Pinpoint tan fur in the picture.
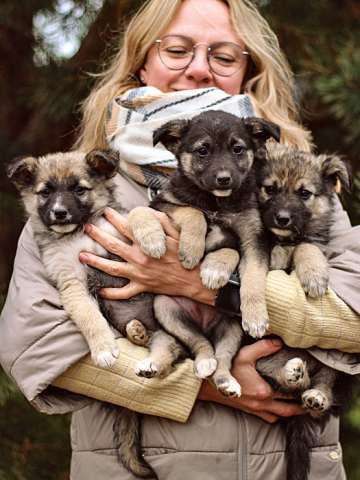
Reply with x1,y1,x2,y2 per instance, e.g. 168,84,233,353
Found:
293,243,329,298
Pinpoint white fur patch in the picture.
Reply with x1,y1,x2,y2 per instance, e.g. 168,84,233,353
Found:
271,227,292,237
212,189,232,197
284,357,305,385
50,224,78,233
135,358,159,378
218,377,242,398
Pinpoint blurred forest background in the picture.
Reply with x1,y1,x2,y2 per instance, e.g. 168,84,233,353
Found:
0,0,359,478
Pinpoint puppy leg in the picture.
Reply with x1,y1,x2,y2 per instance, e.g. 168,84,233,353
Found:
154,295,217,379
169,206,207,269
200,248,240,289
135,329,184,378
239,252,269,338
293,243,329,297
60,283,118,368
270,245,294,271
128,206,166,258
210,317,243,397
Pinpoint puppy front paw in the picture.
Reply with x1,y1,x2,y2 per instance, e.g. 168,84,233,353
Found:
280,357,310,390
200,249,239,289
128,207,166,259
241,301,269,338
178,237,205,270
91,338,119,368
296,264,329,298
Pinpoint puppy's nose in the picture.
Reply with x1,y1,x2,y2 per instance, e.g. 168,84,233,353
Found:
275,210,291,227
53,208,68,220
216,172,232,187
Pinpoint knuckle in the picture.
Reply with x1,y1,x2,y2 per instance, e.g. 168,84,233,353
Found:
255,385,272,400
108,263,120,276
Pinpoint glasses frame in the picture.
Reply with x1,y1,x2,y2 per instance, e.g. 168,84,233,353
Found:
155,35,250,77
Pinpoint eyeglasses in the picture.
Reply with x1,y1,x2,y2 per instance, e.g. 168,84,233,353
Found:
155,35,250,77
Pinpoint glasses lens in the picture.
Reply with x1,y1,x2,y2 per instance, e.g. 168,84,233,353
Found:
157,35,193,70
209,42,248,77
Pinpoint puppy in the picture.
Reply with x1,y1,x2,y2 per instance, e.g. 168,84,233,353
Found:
128,110,280,396
254,143,352,480
7,150,160,478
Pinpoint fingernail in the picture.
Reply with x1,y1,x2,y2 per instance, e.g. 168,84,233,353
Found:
270,338,282,347
79,253,88,263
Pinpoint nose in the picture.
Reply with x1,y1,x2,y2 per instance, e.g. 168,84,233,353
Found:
274,210,291,228
184,47,212,83
53,207,68,220
216,172,232,187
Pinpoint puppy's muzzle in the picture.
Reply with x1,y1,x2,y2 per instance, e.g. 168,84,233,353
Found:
274,209,292,228
216,172,232,188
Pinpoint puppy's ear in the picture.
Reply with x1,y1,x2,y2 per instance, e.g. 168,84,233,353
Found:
86,150,119,179
7,156,38,190
153,119,189,155
321,155,351,193
244,117,281,144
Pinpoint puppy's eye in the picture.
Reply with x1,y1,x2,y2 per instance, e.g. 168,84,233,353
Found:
298,188,312,200
233,145,245,155
38,188,51,198
196,146,209,157
264,185,277,196
74,185,88,196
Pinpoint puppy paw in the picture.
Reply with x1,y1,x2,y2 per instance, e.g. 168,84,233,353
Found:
92,340,119,368
215,376,242,398
126,319,150,346
281,358,310,390
241,304,269,339
302,388,330,416
128,207,166,259
200,250,238,289
296,264,329,298
194,358,217,379
178,238,205,270
135,358,159,378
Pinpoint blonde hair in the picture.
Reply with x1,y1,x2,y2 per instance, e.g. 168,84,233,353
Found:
76,0,312,152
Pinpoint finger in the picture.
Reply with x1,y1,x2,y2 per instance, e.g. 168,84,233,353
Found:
152,211,180,240
104,207,134,241
85,223,134,259
240,338,283,363
266,400,305,418
79,252,132,277
100,283,145,300
256,412,279,424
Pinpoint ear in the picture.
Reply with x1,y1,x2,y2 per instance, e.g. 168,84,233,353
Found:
321,155,351,193
7,156,38,190
153,119,190,155
244,117,281,144
86,150,119,179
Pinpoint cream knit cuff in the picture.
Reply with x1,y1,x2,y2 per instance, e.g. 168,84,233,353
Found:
53,338,201,423
266,270,360,352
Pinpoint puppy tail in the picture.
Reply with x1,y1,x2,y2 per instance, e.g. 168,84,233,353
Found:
113,408,156,478
284,416,318,480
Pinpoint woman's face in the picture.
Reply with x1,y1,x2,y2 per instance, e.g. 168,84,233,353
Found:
139,0,248,95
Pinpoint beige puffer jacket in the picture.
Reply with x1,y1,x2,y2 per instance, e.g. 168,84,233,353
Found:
1,172,359,479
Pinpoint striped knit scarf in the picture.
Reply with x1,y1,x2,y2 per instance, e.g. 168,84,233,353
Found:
106,87,254,192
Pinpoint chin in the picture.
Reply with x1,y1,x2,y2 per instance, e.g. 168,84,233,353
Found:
50,224,78,234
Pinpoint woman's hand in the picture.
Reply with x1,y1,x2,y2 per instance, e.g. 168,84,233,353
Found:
198,339,305,423
79,207,217,305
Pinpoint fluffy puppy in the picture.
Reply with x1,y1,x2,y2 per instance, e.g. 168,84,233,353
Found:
128,110,280,396
7,150,160,478
254,143,352,480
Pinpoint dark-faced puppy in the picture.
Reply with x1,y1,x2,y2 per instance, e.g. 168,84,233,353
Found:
256,143,351,296
253,143,352,480
128,111,280,395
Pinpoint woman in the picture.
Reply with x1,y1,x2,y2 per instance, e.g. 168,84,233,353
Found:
1,0,360,478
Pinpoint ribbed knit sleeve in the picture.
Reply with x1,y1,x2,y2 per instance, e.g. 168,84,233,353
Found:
266,270,360,352
53,338,201,423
